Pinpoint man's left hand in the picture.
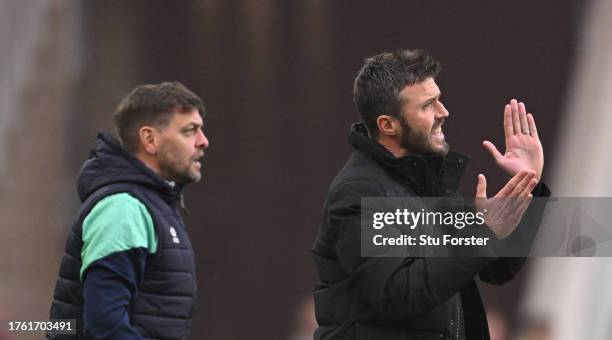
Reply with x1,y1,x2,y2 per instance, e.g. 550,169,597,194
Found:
482,99,544,181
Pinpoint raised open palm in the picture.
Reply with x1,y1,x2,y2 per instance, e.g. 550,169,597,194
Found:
482,99,544,181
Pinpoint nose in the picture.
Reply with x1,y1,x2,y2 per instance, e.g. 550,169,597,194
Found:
436,101,450,119
196,129,210,149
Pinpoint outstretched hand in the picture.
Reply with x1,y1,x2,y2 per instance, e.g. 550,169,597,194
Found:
475,171,538,239
482,99,544,181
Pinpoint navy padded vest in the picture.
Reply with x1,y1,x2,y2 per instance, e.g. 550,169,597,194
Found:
49,182,197,340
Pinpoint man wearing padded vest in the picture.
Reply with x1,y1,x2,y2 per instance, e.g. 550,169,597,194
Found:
312,50,551,339
48,82,209,339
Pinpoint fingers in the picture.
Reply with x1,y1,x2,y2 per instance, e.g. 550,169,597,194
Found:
524,176,538,195
511,99,521,135
485,169,537,239
527,113,539,139
509,98,531,135
482,140,504,164
488,172,535,238
503,104,513,138
509,172,537,198
518,101,529,134
498,171,527,197
476,174,487,198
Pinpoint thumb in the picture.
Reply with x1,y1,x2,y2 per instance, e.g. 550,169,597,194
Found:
482,140,504,164
476,174,487,199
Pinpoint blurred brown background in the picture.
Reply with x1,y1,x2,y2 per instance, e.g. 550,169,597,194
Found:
2,1,604,339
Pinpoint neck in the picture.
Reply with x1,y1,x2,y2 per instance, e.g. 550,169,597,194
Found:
135,151,163,177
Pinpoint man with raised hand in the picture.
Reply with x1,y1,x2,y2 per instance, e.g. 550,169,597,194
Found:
49,82,209,339
312,50,550,340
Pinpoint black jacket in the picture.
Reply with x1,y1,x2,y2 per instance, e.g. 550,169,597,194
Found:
312,123,550,340
49,132,197,339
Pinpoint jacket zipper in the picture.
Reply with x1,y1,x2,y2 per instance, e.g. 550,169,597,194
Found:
455,295,463,340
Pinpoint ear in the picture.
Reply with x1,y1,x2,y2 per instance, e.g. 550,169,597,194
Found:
138,126,160,155
376,115,399,137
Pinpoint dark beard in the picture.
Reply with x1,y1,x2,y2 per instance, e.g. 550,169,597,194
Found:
159,161,199,184
158,147,202,184
398,115,449,156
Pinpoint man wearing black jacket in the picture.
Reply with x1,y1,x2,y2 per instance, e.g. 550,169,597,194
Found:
312,50,550,339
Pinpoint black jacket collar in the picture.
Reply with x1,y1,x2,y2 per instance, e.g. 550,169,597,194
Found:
348,122,468,196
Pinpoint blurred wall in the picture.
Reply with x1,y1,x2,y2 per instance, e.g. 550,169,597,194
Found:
522,0,612,339
0,1,81,339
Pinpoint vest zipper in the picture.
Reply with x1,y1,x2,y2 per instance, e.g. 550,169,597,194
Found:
180,194,191,216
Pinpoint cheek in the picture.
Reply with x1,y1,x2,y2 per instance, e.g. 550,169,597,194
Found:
160,142,185,163
412,111,435,131
424,111,437,129
178,141,195,160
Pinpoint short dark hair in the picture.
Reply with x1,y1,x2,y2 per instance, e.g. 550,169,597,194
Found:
353,49,441,138
113,81,206,153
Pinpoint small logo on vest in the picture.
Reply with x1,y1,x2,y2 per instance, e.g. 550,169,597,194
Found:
169,226,180,244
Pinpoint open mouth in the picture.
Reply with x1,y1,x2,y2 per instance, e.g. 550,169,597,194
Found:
192,153,204,162
431,122,445,145
431,119,445,139
192,154,204,169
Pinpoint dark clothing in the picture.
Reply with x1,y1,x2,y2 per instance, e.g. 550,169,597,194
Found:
49,132,197,339
312,123,550,340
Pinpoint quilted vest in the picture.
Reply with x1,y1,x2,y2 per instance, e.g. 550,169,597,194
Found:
49,182,197,340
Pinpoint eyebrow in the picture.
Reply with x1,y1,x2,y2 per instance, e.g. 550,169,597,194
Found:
182,122,202,130
421,92,442,106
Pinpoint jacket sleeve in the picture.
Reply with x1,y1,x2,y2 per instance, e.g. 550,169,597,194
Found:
82,249,147,340
79,193,157,339
478,182,552,285
329,179,490,320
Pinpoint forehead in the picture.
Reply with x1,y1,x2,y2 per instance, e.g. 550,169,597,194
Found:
398,77,440,103
168,109,203,126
